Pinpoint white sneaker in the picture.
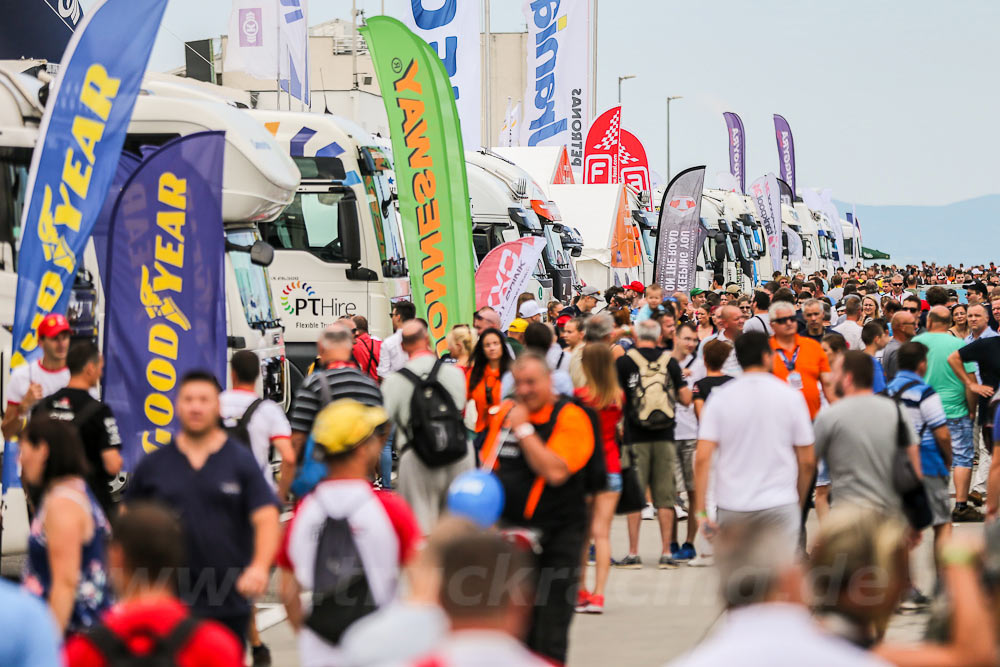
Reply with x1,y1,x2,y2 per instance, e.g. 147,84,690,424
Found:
674,504,688,520
641,503,656,520
686,554,714,567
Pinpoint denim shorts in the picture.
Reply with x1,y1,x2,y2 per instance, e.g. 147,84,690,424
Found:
948,416,974,468
606,472,622,493
816,458,831,487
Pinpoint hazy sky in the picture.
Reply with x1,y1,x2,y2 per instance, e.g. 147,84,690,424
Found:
94,0,1000,207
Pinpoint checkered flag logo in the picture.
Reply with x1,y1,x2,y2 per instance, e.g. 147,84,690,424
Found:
592,109,620,151
619,147,639,164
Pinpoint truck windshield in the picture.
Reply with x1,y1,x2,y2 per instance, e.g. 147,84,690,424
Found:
363,169,407,277
543,225,570,267
641,229,655,263
263,191,358,264
227,228,277,329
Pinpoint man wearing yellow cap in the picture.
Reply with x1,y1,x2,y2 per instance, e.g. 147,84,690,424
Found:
277,399,421,666
507,318,528,357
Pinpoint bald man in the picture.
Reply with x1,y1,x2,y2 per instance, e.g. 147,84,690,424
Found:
381,320,474,533
914,306,982,521
694,305,745,377
882,310,917,381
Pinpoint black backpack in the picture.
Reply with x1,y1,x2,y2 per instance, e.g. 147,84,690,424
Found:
224,398,264,449
398,359,468,467
305,496,378,643
82,617,200,667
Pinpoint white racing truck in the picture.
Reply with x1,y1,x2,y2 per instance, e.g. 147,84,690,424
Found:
0,65,300,553
467,150,575,303
0,64,298,406
245,110,409,382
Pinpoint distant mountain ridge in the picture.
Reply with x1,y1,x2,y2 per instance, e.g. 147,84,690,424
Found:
834,195,1000,265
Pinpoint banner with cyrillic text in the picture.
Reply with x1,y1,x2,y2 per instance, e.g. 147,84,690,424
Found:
654,166,706,293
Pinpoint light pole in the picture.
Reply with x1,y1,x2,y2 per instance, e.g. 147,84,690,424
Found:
666,95,682,182
617,74,636,105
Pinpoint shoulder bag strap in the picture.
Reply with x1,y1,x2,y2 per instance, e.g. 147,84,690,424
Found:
237,398,265,432
315,371,333,406
160,616,202,657
364,338,377,376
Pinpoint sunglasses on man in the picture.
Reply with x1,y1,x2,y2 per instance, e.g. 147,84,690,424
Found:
771,316,797,325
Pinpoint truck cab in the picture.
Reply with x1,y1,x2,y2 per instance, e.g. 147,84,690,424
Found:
466,150,573,303
840,219,860,270
465,161,554,306
246,111,409,378
793,202,823,276
698,194,739,288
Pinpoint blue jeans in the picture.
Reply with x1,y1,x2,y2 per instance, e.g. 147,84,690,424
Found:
380,429,394,489
947,416,974,469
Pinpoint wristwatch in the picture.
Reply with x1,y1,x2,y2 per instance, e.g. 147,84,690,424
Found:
514,423,536,440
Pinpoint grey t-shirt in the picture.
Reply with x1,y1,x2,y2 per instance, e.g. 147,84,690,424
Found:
381,354,468,449
814,394,918,514
881,338,902,381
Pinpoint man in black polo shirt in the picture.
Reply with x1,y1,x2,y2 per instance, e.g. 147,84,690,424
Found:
125,371,281,650
36,341,122,518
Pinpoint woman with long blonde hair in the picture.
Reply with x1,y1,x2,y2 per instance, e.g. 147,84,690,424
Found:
574,342,623,614
446,325,474,369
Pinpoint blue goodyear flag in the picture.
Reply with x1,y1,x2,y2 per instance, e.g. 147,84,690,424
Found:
11,0,168,370
103,132,227,471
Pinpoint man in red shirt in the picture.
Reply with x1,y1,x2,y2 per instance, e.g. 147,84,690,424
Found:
65,503,243,666
351,315,382,381
277,399,420,666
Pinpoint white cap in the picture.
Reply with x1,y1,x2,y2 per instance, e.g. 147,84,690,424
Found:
519,300,544,318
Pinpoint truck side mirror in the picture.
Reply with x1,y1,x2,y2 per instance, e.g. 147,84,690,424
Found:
340,200,362,267
249,240,274,267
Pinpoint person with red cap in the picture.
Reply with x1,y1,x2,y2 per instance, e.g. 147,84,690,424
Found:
622,280,646,318
2,313,71,440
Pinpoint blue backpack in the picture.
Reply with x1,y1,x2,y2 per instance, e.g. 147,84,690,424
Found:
291,373,334,498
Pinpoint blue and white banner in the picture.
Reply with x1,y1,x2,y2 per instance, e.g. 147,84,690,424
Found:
0,0,84,62
401,0,482,150
279,0,310,106
520,0,591,167
103,132,227,470
748,173,783,275
11,0,168,370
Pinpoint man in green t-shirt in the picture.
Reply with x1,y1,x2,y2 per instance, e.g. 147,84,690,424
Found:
913,306,981,522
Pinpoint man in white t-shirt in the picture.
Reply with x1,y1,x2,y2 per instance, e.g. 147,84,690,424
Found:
220,350,295,664
3,313,72,440
668,521,884,667
832,295,865,350
220,351,295,502
671,322,701,560
693,331,816,546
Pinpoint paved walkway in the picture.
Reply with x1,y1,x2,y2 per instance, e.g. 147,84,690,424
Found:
254,514,973,666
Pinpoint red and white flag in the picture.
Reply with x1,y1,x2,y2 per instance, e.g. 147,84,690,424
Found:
584,106,621,184
475,237,547,331
619,129,652,211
